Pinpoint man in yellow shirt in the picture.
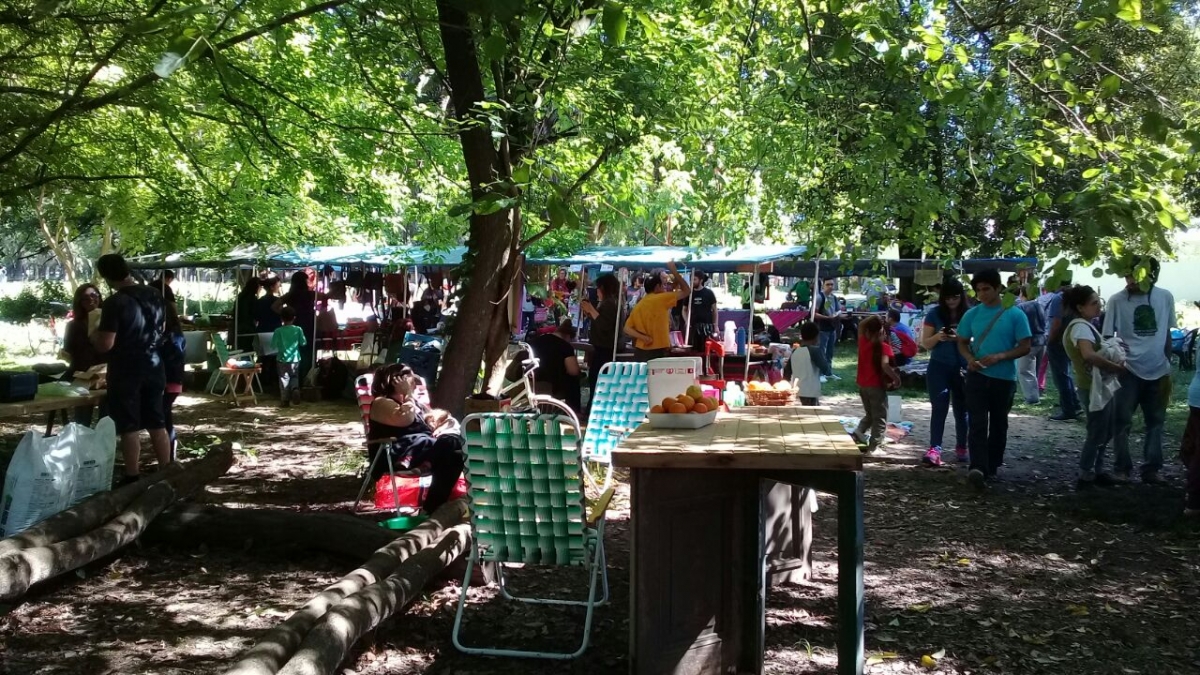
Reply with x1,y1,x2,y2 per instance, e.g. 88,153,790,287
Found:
624,261,692,361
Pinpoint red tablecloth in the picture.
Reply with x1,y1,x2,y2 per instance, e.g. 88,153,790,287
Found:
766,309,808,330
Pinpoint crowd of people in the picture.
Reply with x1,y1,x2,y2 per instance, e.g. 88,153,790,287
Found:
778,260,1197,516
53,253,1197,519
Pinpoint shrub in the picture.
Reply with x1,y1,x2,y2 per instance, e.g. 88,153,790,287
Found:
0,281,71,324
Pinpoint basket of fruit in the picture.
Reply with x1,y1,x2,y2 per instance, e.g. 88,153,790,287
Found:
648,385,720,429
744,381,795,406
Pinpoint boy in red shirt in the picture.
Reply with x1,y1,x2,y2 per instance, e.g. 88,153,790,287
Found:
852,315,901,453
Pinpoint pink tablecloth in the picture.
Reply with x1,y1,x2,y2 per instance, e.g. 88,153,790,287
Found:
766,310,808,330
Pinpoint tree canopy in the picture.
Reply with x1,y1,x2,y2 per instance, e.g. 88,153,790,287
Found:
2,0,1198,403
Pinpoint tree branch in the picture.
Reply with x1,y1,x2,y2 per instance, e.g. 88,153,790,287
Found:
519,140,624,249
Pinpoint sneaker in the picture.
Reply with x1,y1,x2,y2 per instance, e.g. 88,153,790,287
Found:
954,446,969,463
1049,412,1078,422
1024,398,1040,405
820,375,828,384
1093,473,1119,487
1076,477,1096,490
850,430,869,447
1185,507,1200,519
1111,471,1131,484
1142,471,1167,486
922,447,943,466
967,469,986,492
828,374,842,381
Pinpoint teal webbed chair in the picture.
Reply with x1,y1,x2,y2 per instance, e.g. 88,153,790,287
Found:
453,413,614,660
581,361,650,493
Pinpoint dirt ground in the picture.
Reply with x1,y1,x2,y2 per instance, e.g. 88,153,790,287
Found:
1,382,1199,675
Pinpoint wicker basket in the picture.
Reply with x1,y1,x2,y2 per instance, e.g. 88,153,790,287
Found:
745,387,795,406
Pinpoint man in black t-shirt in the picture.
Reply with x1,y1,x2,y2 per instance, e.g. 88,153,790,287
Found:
529,321,583,415
92,254,171,484
687,272,719,348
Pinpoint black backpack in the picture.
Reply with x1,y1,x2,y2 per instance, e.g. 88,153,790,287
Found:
316,356,349,400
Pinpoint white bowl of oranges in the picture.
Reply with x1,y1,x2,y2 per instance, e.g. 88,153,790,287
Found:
647,385,721,429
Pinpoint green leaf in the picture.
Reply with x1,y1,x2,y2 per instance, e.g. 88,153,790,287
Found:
1116,0,1141,21
832,35,853,60
1024,217,1043,238
1034,192,1052,208
1099,74,1121,97
547,195,568,227
635,11,661,39
1081,167,1102,179
1092,268,1105,278
1156,209,1174,229
926,41,944,63
602,3,628,46
482,34,506,62
511,164,530,184
953,44,969,65
1140,110,1170,143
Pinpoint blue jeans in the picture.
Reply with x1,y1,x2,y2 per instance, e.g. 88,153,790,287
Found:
1047,342,1079,417
965,373,1016,477
926,360,967,449
1111,372,1167,476
1077,388,1114,476
819,329,838,367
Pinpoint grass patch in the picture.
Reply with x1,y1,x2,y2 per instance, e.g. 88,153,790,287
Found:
318,446,365,477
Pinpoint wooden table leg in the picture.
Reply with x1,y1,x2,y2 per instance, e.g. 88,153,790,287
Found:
836,471,865,675
629,468,756,675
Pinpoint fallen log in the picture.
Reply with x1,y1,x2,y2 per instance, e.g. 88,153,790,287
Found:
145,504,403,560
0,482,176,601
0,445,234,557
276,523,472,675
0,464,184,557
223,499,469,675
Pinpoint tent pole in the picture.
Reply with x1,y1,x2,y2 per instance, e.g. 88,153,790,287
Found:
682,267,693,349
744,263,758,383
613,276,624,363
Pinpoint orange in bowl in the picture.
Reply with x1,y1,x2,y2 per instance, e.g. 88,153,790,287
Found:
667,402,687,414
650,405,665,414
661,397,677,411
676,394,696,411
693,402,709,414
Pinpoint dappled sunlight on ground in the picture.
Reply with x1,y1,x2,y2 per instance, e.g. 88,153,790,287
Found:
0,381,1197,674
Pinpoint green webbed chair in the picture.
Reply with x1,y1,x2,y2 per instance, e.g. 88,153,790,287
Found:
453,412,614,660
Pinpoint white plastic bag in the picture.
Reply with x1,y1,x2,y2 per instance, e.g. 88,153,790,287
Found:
887,394,902,424
66,417,117,505
0,430,77,537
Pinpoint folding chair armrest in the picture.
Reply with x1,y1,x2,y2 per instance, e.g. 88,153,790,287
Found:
586,486,616,528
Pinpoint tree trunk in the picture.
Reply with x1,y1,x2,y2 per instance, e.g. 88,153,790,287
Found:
275,523,472,675
223,499,469,675
431,0,516,415
0,482,175,601
145,504,402,560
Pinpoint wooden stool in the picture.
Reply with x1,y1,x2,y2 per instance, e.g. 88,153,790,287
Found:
219,366,261,407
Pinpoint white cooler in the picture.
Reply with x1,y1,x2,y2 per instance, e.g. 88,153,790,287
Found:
647,357,702,406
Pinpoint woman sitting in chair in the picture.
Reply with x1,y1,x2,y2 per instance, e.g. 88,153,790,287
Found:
368,363,465,514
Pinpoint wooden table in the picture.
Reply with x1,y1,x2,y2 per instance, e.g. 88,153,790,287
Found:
0,390,108,435
614,407,864,675
218,366,261,407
